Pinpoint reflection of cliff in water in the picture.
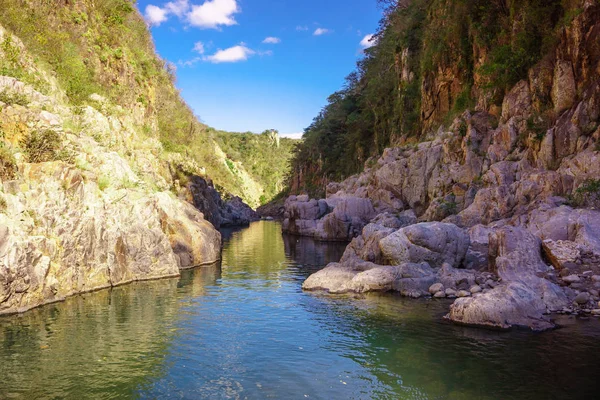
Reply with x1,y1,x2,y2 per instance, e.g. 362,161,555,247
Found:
220,221,347,280
283,233,347,272
0,263,221,399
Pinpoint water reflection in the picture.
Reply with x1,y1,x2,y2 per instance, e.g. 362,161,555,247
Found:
0,221,599,399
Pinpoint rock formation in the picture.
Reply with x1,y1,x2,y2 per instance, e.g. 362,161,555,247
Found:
0,24,255,315
296,3,600,331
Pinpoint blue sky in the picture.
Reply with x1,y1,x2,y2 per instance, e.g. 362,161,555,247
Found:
136,0,382,138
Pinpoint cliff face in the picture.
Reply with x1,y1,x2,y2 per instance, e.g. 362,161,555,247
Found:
289,1,600,330
0,23,225,315
290,0,600,197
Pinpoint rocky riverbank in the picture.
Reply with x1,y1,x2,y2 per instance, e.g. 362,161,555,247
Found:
0,25,254,316
286,3,600,331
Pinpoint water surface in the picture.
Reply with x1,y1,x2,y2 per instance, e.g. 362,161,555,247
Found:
1,221,599,399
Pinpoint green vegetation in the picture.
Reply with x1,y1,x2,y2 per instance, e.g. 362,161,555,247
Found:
0,89,29,106
0,0,295,206
290,0,576,196
215,129,296,204
97,175,110,191
21,129,64,163
570,179,600,208
0,145,16,180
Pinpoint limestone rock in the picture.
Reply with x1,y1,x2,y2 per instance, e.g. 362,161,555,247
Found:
542,240,581,270
552,60,577,114
563,274,581,284
574,292,590,305
429,283,444,294
379,222,469,268
448,281,565,331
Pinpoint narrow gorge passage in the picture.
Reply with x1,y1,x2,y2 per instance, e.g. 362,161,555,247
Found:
1,221,599,399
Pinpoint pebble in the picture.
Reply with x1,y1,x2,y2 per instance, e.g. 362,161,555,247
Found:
434,291,446,298
559,268,572,277
457,290,471,298
574,292,590,305
590,289,599,297
592,275,600,283
591,309,600,316
563,275,581,284
445,288,457,298
470,285,482,294
429,283,444,295
582,271,593,276
485,279,498,288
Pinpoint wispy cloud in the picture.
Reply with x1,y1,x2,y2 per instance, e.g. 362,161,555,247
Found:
179,57,202,67
262,37,281,44
313,28,331,36
165,0,189,17
193,41,205,54
296,25,309,31
144,0,240,30
360,34,377,49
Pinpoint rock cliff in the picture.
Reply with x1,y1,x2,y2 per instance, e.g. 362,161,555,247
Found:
0,21,229,314
291,1,600,331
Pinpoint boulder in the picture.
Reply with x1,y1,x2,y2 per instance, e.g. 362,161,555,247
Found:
379,222,469,268
302,261,436,296
429,283,444,294
448,280,566,331
488,226,549,280
447,227,568,330
542,240,581,270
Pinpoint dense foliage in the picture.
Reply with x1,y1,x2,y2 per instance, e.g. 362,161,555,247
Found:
291,0,577,197
215,130,296,204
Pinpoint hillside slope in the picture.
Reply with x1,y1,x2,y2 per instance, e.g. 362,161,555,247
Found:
0,0,293,208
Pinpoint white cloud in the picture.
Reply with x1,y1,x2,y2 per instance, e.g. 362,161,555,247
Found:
313,28,331,36
144,0,239,30
165,0,190,17
204,45,255,63
262,37,281,44
360,34,377,49
145,5,169,26
188,0,239,29
296,25,309,31
281,132,303,140
193,41,205,54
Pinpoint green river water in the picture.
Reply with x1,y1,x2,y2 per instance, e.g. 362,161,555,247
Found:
0,221,599,399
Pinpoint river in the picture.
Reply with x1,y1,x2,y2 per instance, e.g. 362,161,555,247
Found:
0,221,599,399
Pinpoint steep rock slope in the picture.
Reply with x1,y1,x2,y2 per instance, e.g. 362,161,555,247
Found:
289,1,600,330
0,19,224,314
